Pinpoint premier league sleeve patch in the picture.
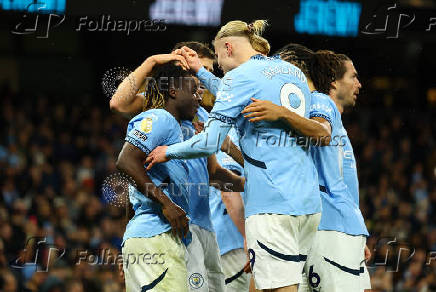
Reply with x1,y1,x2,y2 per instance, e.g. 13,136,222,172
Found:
140,117,153,133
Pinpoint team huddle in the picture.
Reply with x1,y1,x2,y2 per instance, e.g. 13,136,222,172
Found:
110,19,371,292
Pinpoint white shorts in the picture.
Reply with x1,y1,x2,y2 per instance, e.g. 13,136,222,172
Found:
303,230,371,292
185,224,225,291
245,213,321,290
122,232,188,292
222,248,250,292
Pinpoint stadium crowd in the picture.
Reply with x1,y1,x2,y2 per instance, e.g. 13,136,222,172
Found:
0,81,435,291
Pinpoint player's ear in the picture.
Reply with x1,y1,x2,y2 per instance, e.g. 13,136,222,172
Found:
330,80,337,91
168,88,177,99
225,42,232,57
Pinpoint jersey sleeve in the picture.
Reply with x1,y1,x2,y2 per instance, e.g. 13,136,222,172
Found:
210,70,257,122
196,106,209,123
166,118,231,159
197,67,221,97
309,94,335,128
125,112,169,155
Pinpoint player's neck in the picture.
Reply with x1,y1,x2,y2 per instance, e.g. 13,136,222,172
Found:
235,48,259,67
329,93,344,114
164,104,181,123
307,79,316,92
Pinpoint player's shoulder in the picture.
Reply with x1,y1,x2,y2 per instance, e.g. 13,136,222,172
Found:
128,109,178,135
311,91,330,102
311,92,336,108
129,109,174,124
225,54,281,79
310,91,338,120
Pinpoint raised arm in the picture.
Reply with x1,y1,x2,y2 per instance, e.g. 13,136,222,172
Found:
110,54,189,118
178,46,221,96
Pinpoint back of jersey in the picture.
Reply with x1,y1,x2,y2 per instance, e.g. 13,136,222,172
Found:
211,55,320,218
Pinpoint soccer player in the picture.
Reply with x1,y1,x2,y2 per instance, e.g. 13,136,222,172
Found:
209,127,250,292
242,46,371,291
111,42,245,292
145,20,321,292
115,62,196,291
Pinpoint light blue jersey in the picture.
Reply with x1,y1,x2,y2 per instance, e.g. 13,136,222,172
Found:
180,106,214,232
167,54,321,217
209,128,245,255
123,109,191,244
309,92,369,236
197,67,220,96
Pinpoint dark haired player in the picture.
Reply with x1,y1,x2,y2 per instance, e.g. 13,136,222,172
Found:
116,62,196,292
242,46,371,291
111,42,245,291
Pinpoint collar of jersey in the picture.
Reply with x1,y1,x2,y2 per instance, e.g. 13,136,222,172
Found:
250,54,281,60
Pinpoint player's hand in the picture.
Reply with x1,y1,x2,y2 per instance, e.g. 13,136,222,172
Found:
243,238,252,273
193,121,204,134
364,245,371,262
161,200,190,239
145,146,169,171
242,98,287,123
175,46,203,73
149,54,190,71
243,260,252,273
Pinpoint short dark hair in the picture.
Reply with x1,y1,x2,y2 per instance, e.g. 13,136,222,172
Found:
275,43,314,77
172,41,215,60
310,50,351,95
335,53,352,80
144,61,192,110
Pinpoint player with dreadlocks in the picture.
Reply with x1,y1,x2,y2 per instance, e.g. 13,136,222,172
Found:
111,42,246,291
242,46,371,291
116,61,197,291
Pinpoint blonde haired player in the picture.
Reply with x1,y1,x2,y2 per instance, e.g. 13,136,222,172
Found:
146,20,321,292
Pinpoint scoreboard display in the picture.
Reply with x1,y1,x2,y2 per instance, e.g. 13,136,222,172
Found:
0,0,66,13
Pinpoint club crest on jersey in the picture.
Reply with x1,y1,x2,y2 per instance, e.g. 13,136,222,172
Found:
140,118,153,133
189,273,204,289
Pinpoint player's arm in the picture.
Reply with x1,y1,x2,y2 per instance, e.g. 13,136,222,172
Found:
110,54,189,118
195,120,244,167
242,98,331,145
179,46,221,96
221,137,244,167
208,154,245,192
145,118,231,170
145,69,254,169
116,146,189,238
221,190,245,237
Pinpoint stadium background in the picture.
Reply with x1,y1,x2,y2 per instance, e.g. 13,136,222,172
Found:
0,0,435,291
